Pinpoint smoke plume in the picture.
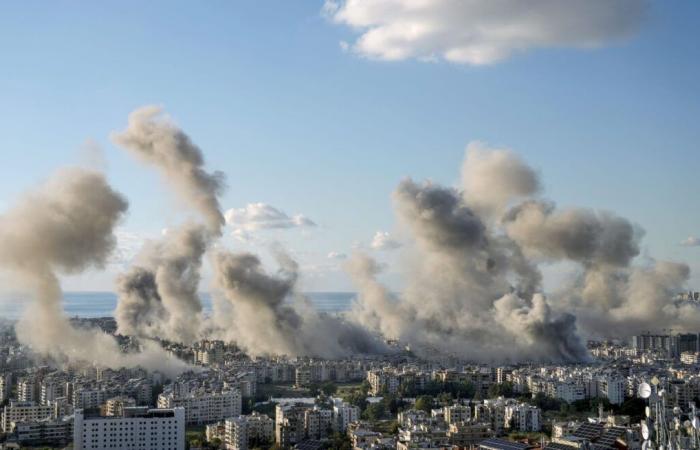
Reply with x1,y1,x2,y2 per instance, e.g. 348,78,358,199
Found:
0,168,188,375
115,223,208,343
112,105,227,344
210,249,387,357
348,177,588,363
347,143,697,360
111,105,226,234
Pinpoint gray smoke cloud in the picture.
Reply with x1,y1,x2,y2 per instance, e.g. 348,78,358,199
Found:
348,176,588,363
112,106,387,358
112,106,223,344
461,142,541,220
0,168,188,376
210,249,388,357
115,223,208,343
111,105,226,234
347,143,696,360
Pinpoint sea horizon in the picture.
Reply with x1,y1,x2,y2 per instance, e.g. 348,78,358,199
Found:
0,291,356,320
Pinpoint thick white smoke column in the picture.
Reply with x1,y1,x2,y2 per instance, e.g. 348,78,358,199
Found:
0,168,188,376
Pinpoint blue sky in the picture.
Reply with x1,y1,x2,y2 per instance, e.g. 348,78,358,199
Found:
0,1,698,291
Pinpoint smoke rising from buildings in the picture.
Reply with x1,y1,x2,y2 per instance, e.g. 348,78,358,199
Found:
111,106,225,345
348,176,589,363
1,109,694,369
210,249,388,357
0,168,188,376
114,223,208,343
347,143,697,361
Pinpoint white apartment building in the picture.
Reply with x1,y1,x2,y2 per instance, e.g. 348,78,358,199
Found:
73,388,113,409
599,377,625,405
555,381,586,403
475,400,506,435
366,369,400,395
444,405,471,425
158,389,241,425
104,396,137,416
504,403,541,432
332,398,359,432
17,378,36,403
681,352,700,364
224,412,274,450
2,401,54,432
74,407,185,450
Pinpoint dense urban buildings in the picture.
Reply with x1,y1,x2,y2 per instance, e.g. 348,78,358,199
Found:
1,317,700,449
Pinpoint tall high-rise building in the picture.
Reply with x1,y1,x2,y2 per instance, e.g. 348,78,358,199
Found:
74,407,185,450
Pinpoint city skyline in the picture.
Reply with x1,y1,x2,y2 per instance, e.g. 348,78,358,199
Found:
2,3,700,450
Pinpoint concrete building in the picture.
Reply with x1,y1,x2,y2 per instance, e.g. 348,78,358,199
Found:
17,378,36,403
599,377,625,405
74,407,185,450
504,403,541,432
0,373,11,402
158,389,241,425
1,401,54,433
275,402,332,448
224,412,274,450
443,405,471,425
12,417,73,447
555,381,586,403
332,398,359,432
448,422,494,447
102,396,137,417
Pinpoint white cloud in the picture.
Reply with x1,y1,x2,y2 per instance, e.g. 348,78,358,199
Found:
224,203,316,232
370,230,401,250
327,251,348,260
324,0,645,65
681,236,700,247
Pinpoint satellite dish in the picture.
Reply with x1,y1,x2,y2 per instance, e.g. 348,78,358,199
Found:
659,389,666,397
642,422,650,440
639,383,652,399
693,416,699,429
645,406,651,418
674,406,681,415
651,376,660,386
642,441,651,450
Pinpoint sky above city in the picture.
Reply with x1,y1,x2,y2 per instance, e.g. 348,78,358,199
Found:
0,0,698,293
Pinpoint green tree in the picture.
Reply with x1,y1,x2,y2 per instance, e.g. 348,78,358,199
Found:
364,402,386,421
415,395,434,413
321,381,338,396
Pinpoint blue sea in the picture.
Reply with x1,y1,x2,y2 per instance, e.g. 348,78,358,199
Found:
0,292,355,320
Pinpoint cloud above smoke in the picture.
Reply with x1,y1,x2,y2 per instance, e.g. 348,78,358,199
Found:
225,203,316,232
324,0,646,65
370,231,401,250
